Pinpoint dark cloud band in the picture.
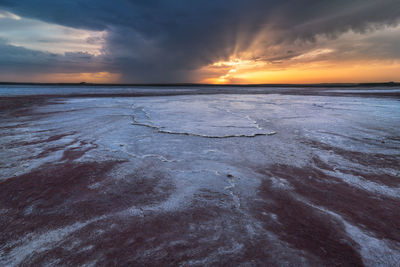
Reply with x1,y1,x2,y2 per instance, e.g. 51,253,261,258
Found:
1,0,399,82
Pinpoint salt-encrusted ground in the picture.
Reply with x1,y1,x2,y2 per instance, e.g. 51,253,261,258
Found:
1,88,399,266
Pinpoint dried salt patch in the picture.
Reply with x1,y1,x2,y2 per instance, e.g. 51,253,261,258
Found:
120,185,196,216
130,99,276,138
88,182,101,190
1,216,105,266
217,241,244,254
270,177,294,190
322,169,400,199
0,150,65,181
23,204,36,216
307,203,400,266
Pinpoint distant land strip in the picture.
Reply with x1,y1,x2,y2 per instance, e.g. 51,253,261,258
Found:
0,82,399,87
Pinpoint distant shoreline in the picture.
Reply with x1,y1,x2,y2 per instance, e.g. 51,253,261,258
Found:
0,82,399,87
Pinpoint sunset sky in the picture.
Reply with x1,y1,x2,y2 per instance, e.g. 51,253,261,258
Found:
0,1,399,84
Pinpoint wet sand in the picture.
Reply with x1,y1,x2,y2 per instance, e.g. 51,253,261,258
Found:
1,88,399,266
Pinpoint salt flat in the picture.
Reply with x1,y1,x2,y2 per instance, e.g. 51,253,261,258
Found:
0,87,399,266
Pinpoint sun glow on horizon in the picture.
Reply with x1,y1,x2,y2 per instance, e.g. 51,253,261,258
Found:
204,58,267,83
200,23,400,84
202,59,400,84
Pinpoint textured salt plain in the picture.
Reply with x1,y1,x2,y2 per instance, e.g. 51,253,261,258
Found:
1,90,400,266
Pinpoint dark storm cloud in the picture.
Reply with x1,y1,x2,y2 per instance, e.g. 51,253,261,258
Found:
0,39,105,74
0,0,399,82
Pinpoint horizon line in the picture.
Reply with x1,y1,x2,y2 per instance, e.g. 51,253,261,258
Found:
0,81,399,88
